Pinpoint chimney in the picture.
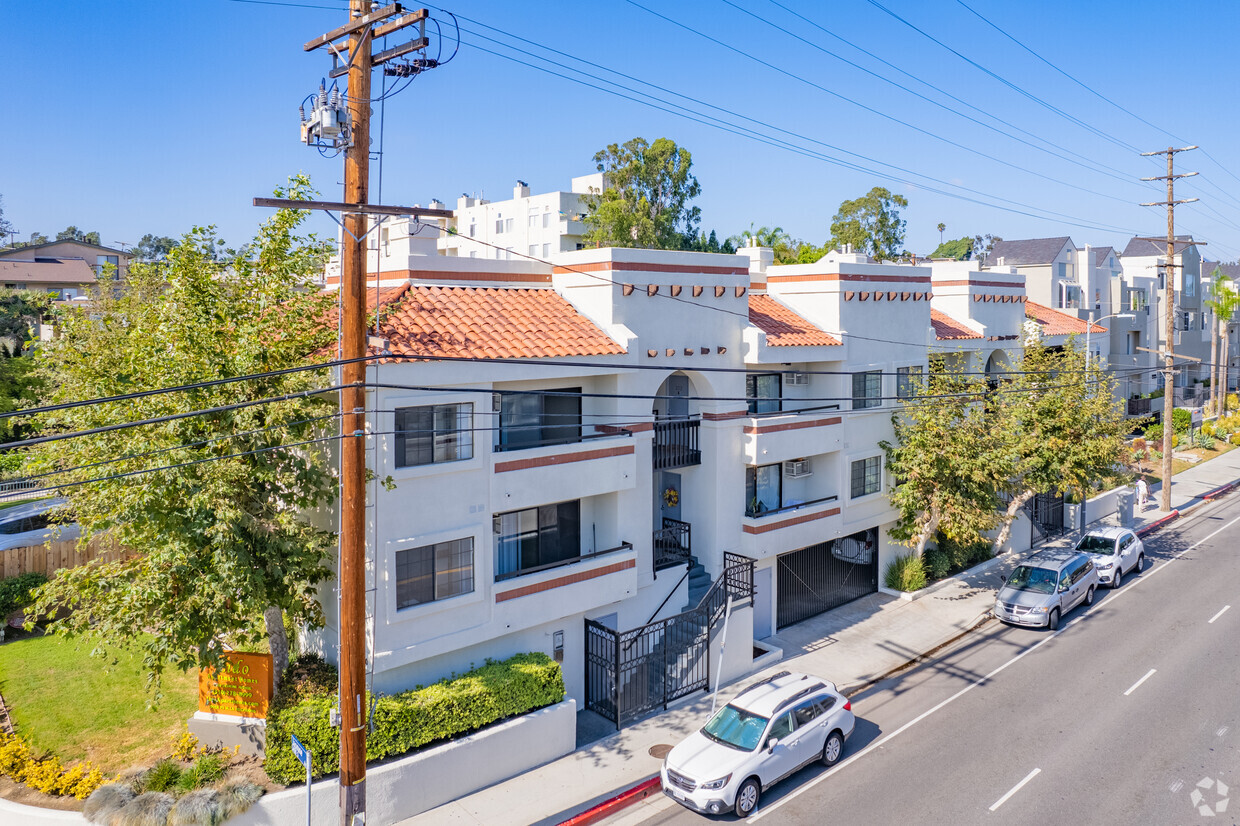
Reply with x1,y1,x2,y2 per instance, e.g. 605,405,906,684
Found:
514,180,530,199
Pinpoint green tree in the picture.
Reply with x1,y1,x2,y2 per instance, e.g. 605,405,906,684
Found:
55,226,101,245
1205,267,1240,415
25,176,338,699
828,186,908,261
971,234,1003,266
991,338,1131,550
135,233,178,262
26,232,49,247
0,289,54,345
882,365,1008,556
929,237,973,261
583,137,702,250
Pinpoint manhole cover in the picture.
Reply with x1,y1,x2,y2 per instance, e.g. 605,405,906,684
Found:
648,744,673,759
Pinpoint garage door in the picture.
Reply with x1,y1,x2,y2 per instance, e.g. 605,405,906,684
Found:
776,528,878,629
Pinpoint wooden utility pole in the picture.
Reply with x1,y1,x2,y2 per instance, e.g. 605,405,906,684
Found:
297,5,432,824
1139,145,1199,513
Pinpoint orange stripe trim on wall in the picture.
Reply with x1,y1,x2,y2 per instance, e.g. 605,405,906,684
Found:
742,507,841,534
495,558,636,602
494,444,634,473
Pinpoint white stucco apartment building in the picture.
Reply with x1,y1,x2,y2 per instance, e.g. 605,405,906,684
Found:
310,242,1095,726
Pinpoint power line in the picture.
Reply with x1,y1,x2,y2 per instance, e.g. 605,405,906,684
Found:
862,0,1143,155
622,0,1147,208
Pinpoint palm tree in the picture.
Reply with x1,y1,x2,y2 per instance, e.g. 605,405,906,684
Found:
1205,268,1240,415
937,223,946,244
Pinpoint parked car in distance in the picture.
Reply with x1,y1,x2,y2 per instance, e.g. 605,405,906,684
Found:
1075,527,1144,588
994,549,1099,631
661,670,855,817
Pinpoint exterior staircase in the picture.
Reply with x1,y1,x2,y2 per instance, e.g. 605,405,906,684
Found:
686,554,712,609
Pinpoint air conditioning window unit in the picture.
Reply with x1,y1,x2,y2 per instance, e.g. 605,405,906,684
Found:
784,372,809,386
783,459,812,478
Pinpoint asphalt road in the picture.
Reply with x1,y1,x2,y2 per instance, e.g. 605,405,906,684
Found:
622,500,1240,826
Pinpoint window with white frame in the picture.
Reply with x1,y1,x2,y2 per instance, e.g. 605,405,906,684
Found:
542,210,551,228
394,403,473,468
850,456,882,498
495,217,504,234
852,371,882,409
542,243,550,257
529,244,538,257
395,538,474,608
896,366,922,399
505,218,514,233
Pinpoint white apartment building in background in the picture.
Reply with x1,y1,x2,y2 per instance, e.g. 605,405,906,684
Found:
436,176,603,261
308,240,1097,730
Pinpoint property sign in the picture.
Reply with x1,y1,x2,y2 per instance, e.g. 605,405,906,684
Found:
198,651,274,718
1193,409,1204,429
290,733,310,768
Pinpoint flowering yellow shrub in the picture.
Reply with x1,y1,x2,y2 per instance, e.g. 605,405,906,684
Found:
0,731,106,799
170,724,204,761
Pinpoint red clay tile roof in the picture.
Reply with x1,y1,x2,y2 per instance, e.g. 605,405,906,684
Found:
1024,301,1106,335
930,309,982,340
748,295,841,347
372,284,626,360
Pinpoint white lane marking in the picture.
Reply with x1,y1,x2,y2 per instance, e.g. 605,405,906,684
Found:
1219,726,1230,737
1209,605,1231,624
1171,779,1185,794
989,768,1041,812
1123,668,1157,696
750,511,1240,822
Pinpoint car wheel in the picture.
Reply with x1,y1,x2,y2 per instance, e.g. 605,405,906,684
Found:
735,777,761,817
1134,553,1144,574
1047,608,1060,631
1084,585,1096,606
1112,568,1122,589
822,730,845,767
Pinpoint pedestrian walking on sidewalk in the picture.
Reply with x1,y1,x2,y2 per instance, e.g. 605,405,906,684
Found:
1136,476,1149,511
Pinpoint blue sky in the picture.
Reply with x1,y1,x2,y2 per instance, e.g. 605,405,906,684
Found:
5,0,1240,260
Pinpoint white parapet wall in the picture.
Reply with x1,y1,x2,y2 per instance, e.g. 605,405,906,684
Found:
3,699,576,826
231,698,577,826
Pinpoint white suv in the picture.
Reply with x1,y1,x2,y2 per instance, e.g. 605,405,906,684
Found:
661,671,855,817
1075,527,1144,588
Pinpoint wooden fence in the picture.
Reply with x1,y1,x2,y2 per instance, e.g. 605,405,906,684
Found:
1,537,133,579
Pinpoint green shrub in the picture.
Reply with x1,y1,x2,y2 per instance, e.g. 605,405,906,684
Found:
1172,407,1192,433
136,759,181,794
174,754,225,794
83,783,135,823
885,554,927,592
1145,423,1163,444
264,652,566,784
933,533,993,573
0,572,47,617
922,545,951,581
1196,432,1216,450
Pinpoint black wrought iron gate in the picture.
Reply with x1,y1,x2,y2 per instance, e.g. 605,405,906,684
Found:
776,530,878,629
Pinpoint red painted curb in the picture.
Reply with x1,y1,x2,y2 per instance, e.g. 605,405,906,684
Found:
1137,510,1180,538
558,776,662,826
1202,481,1240,502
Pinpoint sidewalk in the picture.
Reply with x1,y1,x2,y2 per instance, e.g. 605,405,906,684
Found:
398,448,1240,826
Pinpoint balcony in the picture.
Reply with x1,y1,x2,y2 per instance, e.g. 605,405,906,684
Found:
1127,397,1153,417
742,405,842,465
739,495,842,559
491,433,636,511
653,418,701,470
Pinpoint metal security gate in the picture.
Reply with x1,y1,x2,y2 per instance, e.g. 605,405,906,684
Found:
585,553,756,729
584,612,709,728
776,529,878,629
1030,492,1066,542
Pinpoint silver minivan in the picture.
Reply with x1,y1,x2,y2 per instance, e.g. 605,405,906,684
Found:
994,550,1099,631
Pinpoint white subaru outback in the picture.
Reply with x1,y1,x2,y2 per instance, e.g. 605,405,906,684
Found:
661,670,855,817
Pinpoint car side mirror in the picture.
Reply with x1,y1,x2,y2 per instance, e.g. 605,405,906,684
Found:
766,738,779,753
1058,583,1069,593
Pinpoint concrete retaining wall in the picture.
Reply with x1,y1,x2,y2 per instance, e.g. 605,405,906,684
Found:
231,698,577,826
1,699,576,826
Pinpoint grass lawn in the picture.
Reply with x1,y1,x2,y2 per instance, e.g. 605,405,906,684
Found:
0,633,198,773
1135,437,1238,484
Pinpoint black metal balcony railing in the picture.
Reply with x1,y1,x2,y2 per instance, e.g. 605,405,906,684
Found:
1127,397,1152,417
653,418,701,469
745,494,839,519
653,517,691,572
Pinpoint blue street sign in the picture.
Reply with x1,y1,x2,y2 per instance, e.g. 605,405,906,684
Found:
291,733,311,769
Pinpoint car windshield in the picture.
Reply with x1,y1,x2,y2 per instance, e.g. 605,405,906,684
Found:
701,704,769,752
1005,565,1058,594
1076,535,1117,553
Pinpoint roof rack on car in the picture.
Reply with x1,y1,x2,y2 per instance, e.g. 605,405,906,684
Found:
772,682,827,715
742,670,791,694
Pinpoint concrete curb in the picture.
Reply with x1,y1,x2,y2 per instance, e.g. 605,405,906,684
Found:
1137,510,1180,537
557,776,661,826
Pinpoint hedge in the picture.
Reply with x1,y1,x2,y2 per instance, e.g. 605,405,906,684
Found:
264,652,565,784
0,572,47,617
